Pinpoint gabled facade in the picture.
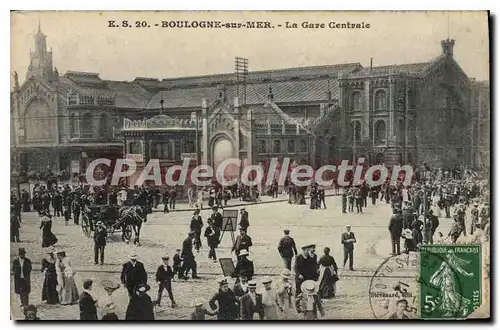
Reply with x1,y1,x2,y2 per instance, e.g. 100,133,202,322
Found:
11,28,486,185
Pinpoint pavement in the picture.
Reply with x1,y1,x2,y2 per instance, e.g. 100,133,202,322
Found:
10,193,470,320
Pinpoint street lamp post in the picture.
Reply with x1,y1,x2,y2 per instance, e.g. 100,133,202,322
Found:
421,168,432,244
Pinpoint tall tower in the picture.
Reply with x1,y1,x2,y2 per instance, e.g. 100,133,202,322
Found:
26,21,55,81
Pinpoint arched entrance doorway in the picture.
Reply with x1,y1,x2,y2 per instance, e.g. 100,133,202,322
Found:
212,136,238,182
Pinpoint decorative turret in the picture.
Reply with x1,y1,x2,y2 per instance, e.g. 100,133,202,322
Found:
441,38,455,58
26,21,55,81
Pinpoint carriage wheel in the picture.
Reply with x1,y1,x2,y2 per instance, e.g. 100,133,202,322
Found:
81,215,91,237
123,225,133,241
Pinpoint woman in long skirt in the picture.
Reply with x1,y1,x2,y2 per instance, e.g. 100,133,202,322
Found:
55,250,79,305
41,249,59,304
40,211,58,248
316,247,339,299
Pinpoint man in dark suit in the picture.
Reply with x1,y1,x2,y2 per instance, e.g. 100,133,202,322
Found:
93,221,107,265
232,250,254,281
294,244,318,296
181,231,199,279
277,229,298,270
79,279,98,320
211,207,223,230
190,209,203,252
240,281,264,320
120,254,148,298
12,247,32,307
388,209,404,256
154,256,177,307
341,225,356,271
232,228,253,257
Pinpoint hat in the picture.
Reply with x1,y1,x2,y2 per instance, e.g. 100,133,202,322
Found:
216,277,228,285
474,203,479,206
239,250,249,257
55,248,66,255
283,229,290,234
301,244,316,250
101,279,120,291
188,230,196,236
96,221,104,226
83,279,94,287
137,284,150,292
345,225,352,228
280,269,292,279
403,229,413,239
129,253,138,259
18,248,26,255
247,280,257,288
301,280,317,293
45,246,55,254
240,207,246,211
175,248,181,251
161,255,169,260
261,277,272,284
193,299,205,307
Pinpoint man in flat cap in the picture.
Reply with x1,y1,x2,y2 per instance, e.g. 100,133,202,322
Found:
261,277,280,320
154,256,177,308
181,231,199,279
120,254,148,298
79,279,98,320
341,225,356,271
190,209,204,253
239,280,264,320
211,206,223,230
12,247,32,307
93,221,107,265
209,277,239,320
277,229,298,270
232,250,254,281
294,244,318,296
232,228,253,257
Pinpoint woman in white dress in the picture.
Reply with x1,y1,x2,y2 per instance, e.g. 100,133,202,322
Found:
55,250,79,305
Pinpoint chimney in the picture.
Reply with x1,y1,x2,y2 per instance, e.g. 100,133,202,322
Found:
370,57,373,73
441,39,455,58
268,86,274,101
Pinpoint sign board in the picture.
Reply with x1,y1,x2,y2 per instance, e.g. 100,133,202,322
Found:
221,209,239,232
181,153,197,160
71,160,80,173
218,258,235,277
126,154,144,163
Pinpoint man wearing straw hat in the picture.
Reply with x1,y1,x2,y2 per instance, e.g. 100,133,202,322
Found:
239,280,264,320
295,280,324,320
120,253,148,298
208,277,239,320
276,269,294,319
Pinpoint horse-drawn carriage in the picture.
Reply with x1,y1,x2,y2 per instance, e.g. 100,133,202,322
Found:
81,204,133,241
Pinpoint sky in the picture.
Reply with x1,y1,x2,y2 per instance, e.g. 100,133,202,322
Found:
11,11,490,85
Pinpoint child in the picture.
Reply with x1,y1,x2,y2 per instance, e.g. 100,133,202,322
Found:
295,280,324,320
24,305,40,320
191,299,217,320
403,229,417,254
173,249,183,280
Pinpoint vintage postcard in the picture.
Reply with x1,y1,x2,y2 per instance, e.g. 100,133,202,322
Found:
10,11,490,321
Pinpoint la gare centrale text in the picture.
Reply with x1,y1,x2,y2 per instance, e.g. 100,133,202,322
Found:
107,20,371,30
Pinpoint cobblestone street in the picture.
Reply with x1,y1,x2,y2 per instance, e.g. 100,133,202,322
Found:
10,195,460,320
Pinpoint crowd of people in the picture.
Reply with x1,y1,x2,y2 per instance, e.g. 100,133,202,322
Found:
11,164,490,321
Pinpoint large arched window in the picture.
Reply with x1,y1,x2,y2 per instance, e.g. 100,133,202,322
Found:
153,142,173,160
24,99,56,142
375,90,387,110
351,121,361,142
81,113,93,138
374,120,387,145
351,91,362,111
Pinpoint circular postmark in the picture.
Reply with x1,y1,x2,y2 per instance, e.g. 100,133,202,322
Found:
369,247,473,320
369,253,420,320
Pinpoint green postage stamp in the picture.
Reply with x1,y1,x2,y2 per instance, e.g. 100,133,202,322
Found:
420,245,482,320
